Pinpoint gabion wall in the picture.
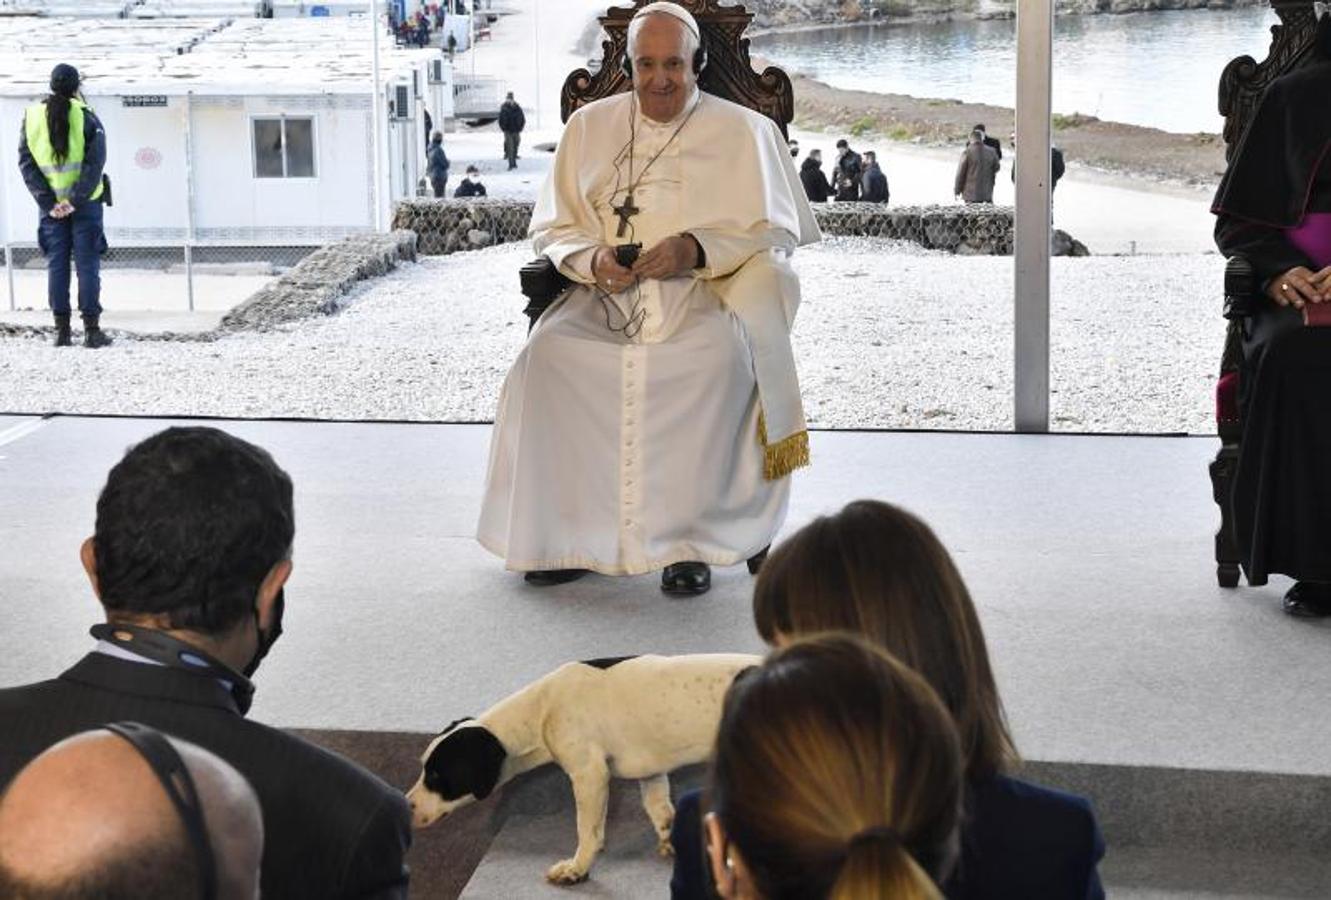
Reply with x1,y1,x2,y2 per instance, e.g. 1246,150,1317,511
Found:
391,199,1089,257
392,200,536,255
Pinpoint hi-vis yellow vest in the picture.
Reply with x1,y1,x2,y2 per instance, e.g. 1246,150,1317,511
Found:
24,98,104,203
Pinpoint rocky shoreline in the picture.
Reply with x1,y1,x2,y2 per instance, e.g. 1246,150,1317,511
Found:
778,66,1229,190
747,0,1265,30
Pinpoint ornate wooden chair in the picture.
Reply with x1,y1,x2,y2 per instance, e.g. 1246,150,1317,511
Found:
1210,1,1323,587
518,0,794,328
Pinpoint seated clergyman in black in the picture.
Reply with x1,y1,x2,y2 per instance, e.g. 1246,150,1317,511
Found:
0,426,413,897
1213,13,1331,618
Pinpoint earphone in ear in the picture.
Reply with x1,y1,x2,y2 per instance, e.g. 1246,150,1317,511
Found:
620,41,708,79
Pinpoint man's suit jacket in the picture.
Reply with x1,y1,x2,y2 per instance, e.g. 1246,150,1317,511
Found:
669,774,1104,900
0,654,411,900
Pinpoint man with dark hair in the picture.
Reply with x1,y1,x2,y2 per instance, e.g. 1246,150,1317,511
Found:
0,727,263,900
833,137,862,202
0,427,411,900
498,91,525,170
860,150,889,204
453,164,487,197
955,128,1000,203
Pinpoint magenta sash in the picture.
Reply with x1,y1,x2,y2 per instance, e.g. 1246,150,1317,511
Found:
1286,212,1331,269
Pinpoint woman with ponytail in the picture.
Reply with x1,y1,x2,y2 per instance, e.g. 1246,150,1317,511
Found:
672,499,1104,899
704,633,963,900
18,63,112,348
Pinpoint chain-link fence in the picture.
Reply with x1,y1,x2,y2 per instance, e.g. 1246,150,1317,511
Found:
390,198,1089,258
2,241,318,319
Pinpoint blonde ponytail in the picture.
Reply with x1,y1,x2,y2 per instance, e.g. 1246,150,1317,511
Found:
830,835,941,900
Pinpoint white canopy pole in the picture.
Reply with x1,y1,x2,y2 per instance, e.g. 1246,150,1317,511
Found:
370,0,385,231
1013,0,1054,432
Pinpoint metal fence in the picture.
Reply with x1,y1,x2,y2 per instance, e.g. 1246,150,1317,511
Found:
2,241,317,316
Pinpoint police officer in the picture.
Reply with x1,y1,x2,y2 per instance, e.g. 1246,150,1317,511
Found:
18,64,111,348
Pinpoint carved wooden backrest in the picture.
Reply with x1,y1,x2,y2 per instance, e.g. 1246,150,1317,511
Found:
560,0,793,139
1219,1,1322,160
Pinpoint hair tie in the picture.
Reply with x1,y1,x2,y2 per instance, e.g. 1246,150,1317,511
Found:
847,825,902,850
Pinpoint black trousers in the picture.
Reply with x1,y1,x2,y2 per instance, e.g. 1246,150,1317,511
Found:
1233,304,1331,583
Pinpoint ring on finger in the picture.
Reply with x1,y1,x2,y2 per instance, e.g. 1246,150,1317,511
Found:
1282,282,1291,291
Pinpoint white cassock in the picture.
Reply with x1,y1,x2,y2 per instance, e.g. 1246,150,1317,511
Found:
478,88,821,575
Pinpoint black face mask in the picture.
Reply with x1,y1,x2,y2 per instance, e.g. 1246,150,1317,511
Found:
243,588,285,679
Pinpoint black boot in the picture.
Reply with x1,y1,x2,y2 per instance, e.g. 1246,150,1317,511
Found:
53,314,72,347
662,562,711,596
82,315,112,349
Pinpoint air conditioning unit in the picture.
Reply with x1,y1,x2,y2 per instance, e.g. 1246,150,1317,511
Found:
392,84,411,120
428,59,445,84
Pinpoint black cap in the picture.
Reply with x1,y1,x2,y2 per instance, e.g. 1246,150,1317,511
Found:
50,64,80,97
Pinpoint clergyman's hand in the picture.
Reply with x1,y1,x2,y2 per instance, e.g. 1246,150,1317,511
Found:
591,245,635,293
1267,266,1321,309
1309,265,1331,302
632,235,700,281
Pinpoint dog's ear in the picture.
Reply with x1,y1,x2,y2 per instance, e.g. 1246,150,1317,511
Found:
424,726,508,801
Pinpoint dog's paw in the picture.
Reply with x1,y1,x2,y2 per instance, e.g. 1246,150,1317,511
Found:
657,837,675,859
545,859,590,885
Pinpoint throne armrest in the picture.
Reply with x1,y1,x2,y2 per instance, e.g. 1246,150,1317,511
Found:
519,256,573,332
1223,254,1260,320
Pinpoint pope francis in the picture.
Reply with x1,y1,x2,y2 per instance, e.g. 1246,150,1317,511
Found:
478,1,820,595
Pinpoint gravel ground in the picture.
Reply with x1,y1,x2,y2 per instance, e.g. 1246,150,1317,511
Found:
0,237,1226,433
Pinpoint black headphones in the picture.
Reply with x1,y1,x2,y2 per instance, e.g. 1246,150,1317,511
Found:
104,722,218,900
91,623,256,715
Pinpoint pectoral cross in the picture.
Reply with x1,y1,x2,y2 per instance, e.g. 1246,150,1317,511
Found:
612,193,640,238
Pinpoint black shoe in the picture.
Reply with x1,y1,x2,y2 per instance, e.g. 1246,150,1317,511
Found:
747,546,770,575
53,314,71,347
81,316,112,349
662,562,711,596
1283,582,1331,618
524,569,588,587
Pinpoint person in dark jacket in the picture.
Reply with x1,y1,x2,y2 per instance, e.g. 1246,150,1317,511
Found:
453,164,487,197
498,91,525,170
833,138,862,202
955,129,1000,203
670,500,1105,900
0,427,413,900
703,635,964,899
18,64,111,348
799,148,832,203
1213,12,1331,618
860,149,889,204
427,131,449,197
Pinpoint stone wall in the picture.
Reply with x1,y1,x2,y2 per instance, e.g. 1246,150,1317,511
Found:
393,198,1088,257
217,231,418,333
748,0,1262,28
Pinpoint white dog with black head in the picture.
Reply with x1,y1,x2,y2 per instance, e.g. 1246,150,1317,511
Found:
406,653,758,884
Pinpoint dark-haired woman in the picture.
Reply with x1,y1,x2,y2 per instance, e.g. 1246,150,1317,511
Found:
705,634,963,900
671,499,1105,899
18,63,111,348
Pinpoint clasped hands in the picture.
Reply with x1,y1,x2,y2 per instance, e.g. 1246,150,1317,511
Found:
1269,265,1331,309
47,201,75,220
591,234,701,293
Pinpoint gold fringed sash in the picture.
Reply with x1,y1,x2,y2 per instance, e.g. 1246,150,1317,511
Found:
758,412,810,481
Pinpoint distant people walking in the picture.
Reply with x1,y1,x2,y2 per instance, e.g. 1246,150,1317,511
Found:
1009,135,1067,200
955,128,1000,203
799,148,833,203
860,149,889,204
426,131,450,198
498,91,525,170
18,63,111,349
833,138,862,202
975,122,1003,164
453,165,487,197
